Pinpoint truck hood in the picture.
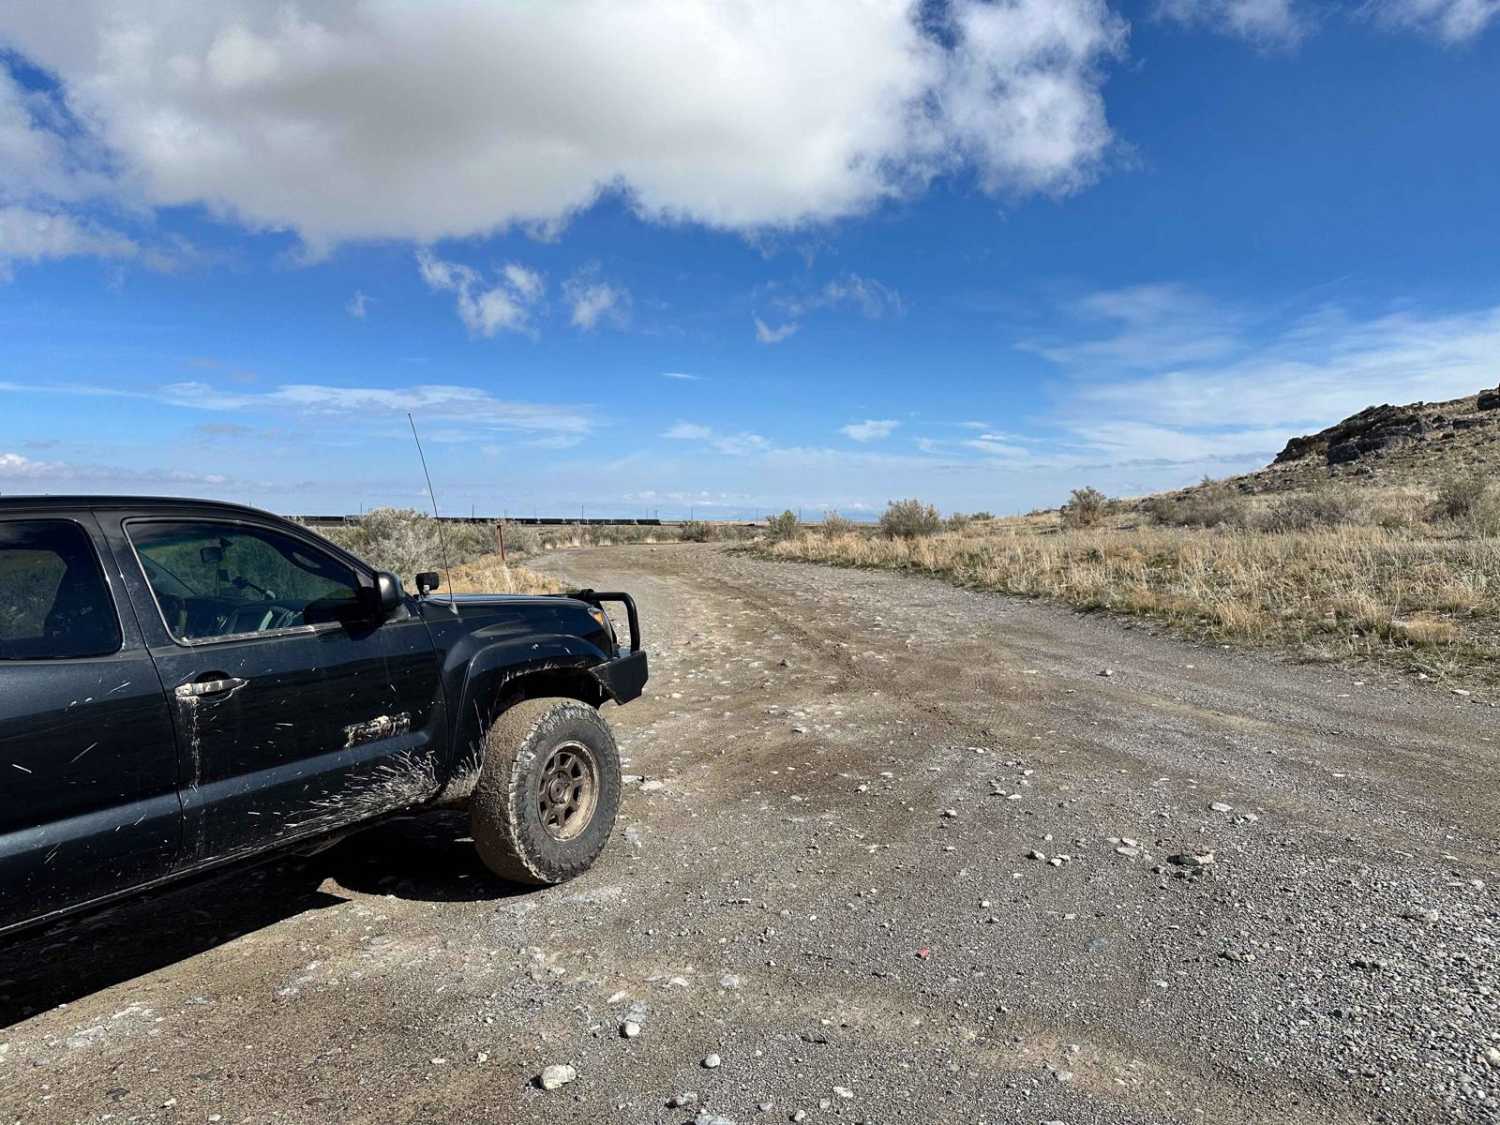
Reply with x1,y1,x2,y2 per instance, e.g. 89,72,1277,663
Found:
417,593,612,653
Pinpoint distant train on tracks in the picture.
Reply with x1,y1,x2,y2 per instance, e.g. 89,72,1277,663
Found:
294,515,669,527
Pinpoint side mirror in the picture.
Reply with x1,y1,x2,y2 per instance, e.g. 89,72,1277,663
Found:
375,571,405,616
414,571,442,596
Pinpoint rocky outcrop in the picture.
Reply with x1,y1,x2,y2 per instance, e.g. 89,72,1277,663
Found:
1273,404,1428,467
1478,387,1500,410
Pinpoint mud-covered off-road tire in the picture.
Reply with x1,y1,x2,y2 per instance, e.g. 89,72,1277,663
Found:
470,697,621,886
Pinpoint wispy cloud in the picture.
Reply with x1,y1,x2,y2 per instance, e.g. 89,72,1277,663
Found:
416,249,543,337
0,379,594,438
503,264,544,302
662,421,769,455
0,205,137,281
563,267,629,331
1156,0,1312,46
1024,283,1244,369
1037,287,1500,469
661,371,703,382
1159,0,1498,46
754,317,798,345
1365,0,1500,43
776,273,905,320
0,450,231,486
752,273,904,344
345,290,373,319
840,419,900,442
192,422,257,439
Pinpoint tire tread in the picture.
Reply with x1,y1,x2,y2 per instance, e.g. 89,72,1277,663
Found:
470,697,618,886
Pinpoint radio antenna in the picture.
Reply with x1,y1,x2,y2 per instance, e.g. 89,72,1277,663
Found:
408,412,456,610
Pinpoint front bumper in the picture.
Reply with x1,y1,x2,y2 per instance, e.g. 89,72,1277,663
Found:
591,649,648,704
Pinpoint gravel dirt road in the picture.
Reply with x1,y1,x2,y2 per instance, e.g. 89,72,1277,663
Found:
2,544,1496,1124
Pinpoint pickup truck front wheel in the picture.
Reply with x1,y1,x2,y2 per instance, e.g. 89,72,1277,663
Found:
470,697,621,886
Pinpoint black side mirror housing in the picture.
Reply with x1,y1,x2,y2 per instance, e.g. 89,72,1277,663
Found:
375,571,405,616
414,571,442,596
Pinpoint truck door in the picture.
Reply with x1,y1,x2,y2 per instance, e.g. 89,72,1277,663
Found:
0,514,181,932
111,514,445,863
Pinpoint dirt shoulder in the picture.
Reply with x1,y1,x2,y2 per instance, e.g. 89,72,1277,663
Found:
1,544,1494,1124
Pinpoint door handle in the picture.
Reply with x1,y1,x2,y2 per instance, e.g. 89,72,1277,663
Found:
175,676,248,699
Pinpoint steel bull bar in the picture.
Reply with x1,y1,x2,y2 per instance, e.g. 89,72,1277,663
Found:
569,589,648,704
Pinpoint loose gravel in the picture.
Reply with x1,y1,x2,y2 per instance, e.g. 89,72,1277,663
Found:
0,544,1494,1124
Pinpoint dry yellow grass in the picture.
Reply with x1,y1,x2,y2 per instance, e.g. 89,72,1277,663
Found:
445,555,564,596
764,520,1500,682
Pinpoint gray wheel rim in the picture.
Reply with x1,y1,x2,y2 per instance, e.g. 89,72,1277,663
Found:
538,741,599,841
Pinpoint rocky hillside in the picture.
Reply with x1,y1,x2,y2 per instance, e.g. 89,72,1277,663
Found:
1202,385,1500,496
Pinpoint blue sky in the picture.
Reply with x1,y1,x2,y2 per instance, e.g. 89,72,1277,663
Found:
2,0,1498,518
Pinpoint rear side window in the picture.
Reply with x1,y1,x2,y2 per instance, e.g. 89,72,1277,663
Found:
0,520,122,660
129,520,363,642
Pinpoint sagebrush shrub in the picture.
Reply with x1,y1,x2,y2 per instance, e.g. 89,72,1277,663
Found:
1260,488,1365,533
1060,487,1108,529
500,522,541,555
1149,481,1250,529
879,499,942,539
1433,472,1500,535
766,510,800,541
309,508,501,579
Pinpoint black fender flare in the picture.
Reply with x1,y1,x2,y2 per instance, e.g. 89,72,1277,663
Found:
439,637,611,795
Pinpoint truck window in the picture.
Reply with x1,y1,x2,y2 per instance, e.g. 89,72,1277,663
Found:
0,520,122,660
129,521,362,642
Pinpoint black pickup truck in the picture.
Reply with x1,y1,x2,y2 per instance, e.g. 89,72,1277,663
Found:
0,496,647,937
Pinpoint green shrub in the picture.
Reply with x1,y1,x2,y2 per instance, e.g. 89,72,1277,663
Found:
1060,487,1108,529
879,498,942,539
766,510,800,541
969,510,995,522
945,512,972,532
678,520,714,542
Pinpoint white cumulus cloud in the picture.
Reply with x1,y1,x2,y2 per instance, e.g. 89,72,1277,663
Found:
416,249,542,337
0,0,1127,249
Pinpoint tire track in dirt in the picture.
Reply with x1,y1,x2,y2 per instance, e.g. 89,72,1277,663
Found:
1,543,1493,1124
